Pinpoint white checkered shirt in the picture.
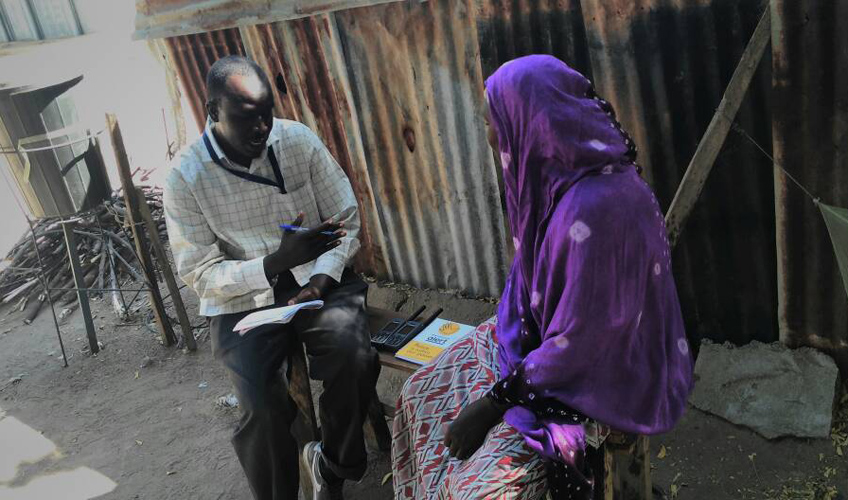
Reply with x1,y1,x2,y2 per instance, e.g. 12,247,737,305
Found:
163,118,360,316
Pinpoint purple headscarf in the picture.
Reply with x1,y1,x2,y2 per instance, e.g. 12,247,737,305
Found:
486,55,694,467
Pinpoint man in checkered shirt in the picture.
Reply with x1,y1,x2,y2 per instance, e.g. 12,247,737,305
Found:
164,56,379,500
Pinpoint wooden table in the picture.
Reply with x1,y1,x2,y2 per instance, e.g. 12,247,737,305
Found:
378,351,418,374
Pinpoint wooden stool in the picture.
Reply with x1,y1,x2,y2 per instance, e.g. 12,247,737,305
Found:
601,434,652,499
543,433,651,500
580,433,651,500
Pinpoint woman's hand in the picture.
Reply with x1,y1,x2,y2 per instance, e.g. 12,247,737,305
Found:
444,396,507,460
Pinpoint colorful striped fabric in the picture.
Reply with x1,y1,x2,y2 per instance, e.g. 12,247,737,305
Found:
392,317,548,500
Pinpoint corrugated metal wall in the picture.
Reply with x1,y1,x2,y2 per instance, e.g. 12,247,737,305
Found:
163,28,245,129
152,0,847,360
164,1,508,296
334,0,508,296
239,18,391,278
772,0,848,373
164,22,391,278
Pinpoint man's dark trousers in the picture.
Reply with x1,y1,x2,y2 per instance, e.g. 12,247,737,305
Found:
209,270,379,500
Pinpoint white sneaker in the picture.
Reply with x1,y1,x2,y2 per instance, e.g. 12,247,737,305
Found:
302,441,344,500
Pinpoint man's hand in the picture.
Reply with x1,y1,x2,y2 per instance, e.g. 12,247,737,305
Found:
264,213,344,279
288,274,335,305
444,396,507,460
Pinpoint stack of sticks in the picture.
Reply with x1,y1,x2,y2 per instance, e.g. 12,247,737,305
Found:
0,186,168,325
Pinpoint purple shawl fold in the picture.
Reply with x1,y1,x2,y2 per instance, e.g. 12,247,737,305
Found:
486,55,694,466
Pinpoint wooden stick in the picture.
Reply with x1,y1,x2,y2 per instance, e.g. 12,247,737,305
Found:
107,240,128,319
0,279,27,297
59,302,79,321
62,221,99,354
136,187,196,351
107,113,176,347
52,274,75,303
603,435,652,499
19,286,41,312
60,264,97,306
22,293,45,324
24,271,66,325
664,8,771,247
96,246,107,294
3,279,38,303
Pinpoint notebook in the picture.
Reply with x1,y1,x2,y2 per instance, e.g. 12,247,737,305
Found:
233,300,324,335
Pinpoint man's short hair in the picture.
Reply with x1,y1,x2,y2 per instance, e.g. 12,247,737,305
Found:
205,55,268,103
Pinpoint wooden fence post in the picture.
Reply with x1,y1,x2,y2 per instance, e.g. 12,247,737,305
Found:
135,187,196,351
106,113,176,347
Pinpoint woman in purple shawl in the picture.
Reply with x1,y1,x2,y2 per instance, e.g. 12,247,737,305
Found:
392,55,693,500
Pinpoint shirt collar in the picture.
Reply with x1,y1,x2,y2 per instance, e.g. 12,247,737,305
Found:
203,117,269,169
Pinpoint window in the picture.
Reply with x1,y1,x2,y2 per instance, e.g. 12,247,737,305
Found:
0,0,83,42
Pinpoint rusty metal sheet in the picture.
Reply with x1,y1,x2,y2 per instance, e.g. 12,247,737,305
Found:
239,17,391,277
772,0,848,374
164,27,245,130
334,0,509,296
134,0,404,40
163,21,390,277
151,0,848,363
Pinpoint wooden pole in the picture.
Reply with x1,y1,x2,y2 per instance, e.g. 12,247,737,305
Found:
664,8,771,247
288,346,320,500
135,187,196,351
603,436,651,500
62,220,99,354
106,113,177,347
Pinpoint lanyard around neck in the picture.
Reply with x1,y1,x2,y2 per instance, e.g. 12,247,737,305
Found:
202,132,287,194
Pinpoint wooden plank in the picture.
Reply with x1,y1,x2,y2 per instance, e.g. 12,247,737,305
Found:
664,8,771,247
365,388,392,451
378,351,419,374
61,221,99,354
106,113,176,347
289,345,320,439
134,0,406,40
135,187,197,352
603,435,651,500
287,345,319,500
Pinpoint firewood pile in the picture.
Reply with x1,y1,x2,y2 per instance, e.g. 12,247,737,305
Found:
0,186,168,325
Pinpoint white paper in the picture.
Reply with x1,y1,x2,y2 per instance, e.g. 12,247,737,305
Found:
233,300,324,335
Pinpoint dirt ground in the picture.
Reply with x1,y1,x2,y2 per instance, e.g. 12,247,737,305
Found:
0,282,845,500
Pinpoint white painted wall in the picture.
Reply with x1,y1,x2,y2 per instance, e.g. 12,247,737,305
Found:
0,0,197,258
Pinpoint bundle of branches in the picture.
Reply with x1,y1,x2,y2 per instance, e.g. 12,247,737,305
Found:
0,186,169,325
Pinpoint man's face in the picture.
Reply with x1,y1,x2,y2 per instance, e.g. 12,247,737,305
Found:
208,72,274,161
